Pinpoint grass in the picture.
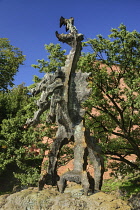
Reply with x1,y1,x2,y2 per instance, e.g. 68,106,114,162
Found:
102,178,122,192
102,173,140,199
120,175,140,197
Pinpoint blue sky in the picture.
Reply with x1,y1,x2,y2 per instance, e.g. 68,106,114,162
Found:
1,0,140,86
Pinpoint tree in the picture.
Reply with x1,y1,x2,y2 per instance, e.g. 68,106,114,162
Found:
32,43,66,73
0,85,52,190
0,38,25,90
78,24,140,171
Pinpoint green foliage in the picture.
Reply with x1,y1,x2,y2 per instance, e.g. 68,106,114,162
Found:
79,24,140,170
0,38,25,90
32,43,66,73
109,161,139,179
14,167,40,186
0,85,51,187
120,175,140,197
57,143,74,167
102,178,122,192
102,173,140,198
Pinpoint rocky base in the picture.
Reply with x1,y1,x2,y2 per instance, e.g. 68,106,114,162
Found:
0,185,131,210
128,193,140,210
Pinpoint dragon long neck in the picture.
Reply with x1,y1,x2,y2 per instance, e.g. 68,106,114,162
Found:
63,38,82,103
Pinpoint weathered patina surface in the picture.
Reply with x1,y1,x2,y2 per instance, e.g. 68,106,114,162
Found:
26,17,104,195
